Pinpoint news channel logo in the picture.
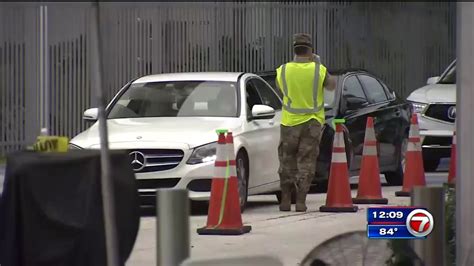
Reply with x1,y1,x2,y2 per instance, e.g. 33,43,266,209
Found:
367,207,434,239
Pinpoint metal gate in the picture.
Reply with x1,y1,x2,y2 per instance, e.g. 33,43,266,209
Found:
0,2,456,156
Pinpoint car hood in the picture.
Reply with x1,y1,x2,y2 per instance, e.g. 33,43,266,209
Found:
407,83,456,103
70,117,243,149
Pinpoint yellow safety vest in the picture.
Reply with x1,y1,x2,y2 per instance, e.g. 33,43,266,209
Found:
276,61,327,127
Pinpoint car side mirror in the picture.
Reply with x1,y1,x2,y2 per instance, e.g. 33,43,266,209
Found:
345,97,369,111
83,108,99,122
427,76,439,85
251,105,275,120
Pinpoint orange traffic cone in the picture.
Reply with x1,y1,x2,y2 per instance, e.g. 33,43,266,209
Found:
395,114,426,197
197,131,251,235
448,123,456,186
353,117,388,204
320,123,358,212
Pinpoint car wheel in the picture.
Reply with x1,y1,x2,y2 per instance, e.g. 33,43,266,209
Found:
384,137,407,186
236,152,249,212
423,158,440,172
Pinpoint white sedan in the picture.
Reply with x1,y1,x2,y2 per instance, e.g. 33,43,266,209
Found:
69,72,283,210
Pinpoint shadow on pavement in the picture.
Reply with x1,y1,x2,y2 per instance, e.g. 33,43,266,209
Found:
246,200,277,209
140,207,156,217
139,198,278,218
139,201,210,217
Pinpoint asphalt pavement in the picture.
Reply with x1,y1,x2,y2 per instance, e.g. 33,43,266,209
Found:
128,168,449,266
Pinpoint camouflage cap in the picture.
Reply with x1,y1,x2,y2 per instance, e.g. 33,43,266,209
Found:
293,33,313,48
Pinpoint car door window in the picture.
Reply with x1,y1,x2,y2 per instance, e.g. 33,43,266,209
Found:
246,80,263,114
251,78,282,110
358,75,388,103
343,75,368,101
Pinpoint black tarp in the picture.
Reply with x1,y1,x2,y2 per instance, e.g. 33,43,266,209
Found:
0,150,140,266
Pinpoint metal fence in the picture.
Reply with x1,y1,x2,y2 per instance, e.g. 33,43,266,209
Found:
0,2,456,156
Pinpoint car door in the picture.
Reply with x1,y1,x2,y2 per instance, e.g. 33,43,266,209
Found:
357,74,401,168
251,78,282,187
340,75,372,171
241,77,280,193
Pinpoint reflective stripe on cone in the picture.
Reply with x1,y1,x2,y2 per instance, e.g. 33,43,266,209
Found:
396,114,426,197
213,133,229,179
353,117,388,204
197,131,251,235
320,123,358,212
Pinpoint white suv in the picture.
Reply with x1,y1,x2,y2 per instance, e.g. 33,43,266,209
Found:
406,60,456,171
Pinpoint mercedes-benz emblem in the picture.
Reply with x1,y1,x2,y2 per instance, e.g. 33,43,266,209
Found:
129,151,146,171
447,106,456,120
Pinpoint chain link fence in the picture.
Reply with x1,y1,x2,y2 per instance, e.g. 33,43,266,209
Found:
0,2,455,156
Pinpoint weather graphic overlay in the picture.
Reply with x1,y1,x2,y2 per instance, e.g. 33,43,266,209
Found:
367,207,434,239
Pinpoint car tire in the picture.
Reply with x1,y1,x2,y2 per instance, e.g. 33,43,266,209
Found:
236,152,249,212
384,136,408,186
423,158,440,172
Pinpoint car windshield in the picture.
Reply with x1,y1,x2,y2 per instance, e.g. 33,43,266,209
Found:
260,74,336,108
438,63,456,84
108,81,238,118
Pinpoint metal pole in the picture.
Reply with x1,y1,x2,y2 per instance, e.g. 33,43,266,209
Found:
411,187,445,266
90,2,120,265
156,189,190,266
457,3,474,266
39,5,49,131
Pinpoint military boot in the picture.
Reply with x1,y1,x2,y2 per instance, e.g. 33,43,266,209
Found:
279,186,292,211
295,190,308,212
295,178,309,212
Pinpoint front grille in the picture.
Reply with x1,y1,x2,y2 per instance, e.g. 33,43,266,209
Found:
422,136,452,147
128,149,184,173
424,104,456,123
136,178,181,190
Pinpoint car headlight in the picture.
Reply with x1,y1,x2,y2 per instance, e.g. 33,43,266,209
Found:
68,143,83,150
409,101,428,114
186,142,217,165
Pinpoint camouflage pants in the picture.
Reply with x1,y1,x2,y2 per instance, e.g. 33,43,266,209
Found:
278,119,322,193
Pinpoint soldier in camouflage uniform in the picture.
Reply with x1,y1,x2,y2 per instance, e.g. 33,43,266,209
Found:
276,33,336,212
